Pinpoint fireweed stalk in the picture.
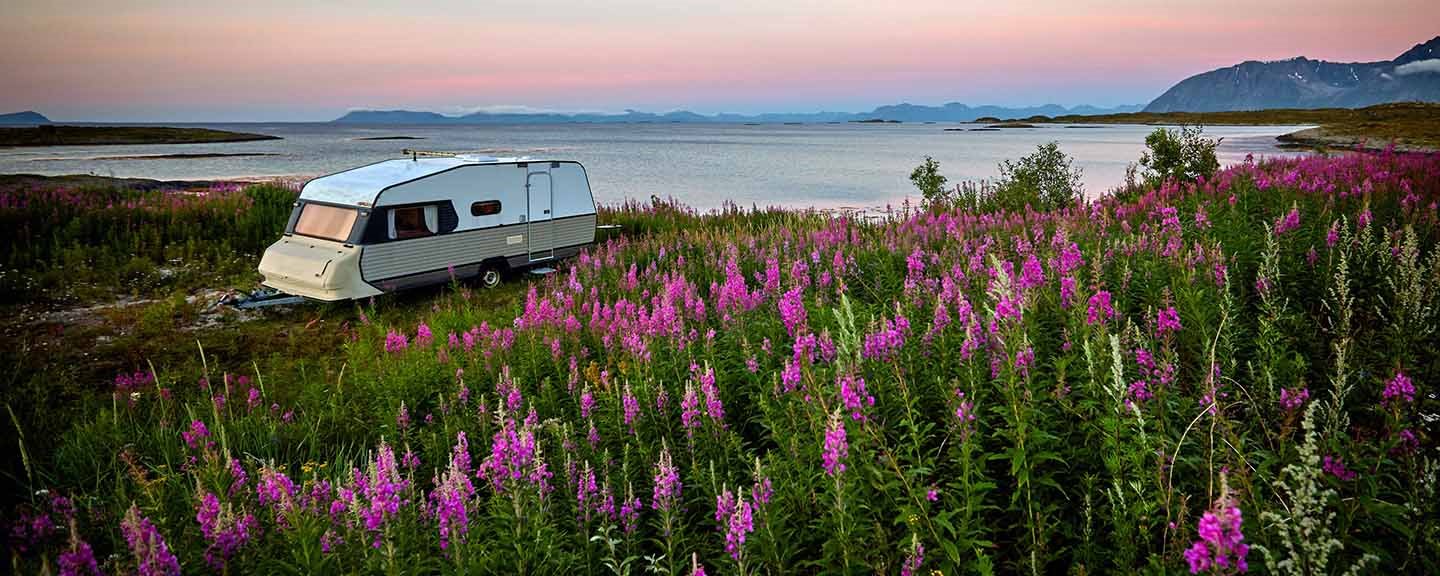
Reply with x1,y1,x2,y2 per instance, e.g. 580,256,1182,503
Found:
653,443,682,574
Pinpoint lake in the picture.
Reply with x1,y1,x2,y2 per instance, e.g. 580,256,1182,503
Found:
0,122,1309,210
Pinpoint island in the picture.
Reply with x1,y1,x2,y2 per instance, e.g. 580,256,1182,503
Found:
0,125,281,147
1007,102,1440,152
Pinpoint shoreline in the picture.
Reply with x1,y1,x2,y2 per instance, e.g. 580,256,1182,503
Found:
0,125,281,147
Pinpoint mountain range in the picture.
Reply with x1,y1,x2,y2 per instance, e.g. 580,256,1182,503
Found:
332,103,1145,124
1145,36,1440,112
0,111,51,125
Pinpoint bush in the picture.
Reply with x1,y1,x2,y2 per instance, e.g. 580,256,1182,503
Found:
992,141,1083,211
1138,125,1219,187
909,156,948,205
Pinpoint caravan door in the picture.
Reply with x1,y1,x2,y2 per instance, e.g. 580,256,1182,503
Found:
526,171,554,262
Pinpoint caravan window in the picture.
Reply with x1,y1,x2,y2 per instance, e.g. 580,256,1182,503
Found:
389,205,438,240
471,200,502,216
293,203,357,242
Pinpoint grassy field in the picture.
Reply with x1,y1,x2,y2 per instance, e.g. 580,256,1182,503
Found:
3,150,1438,574
1025,102,1440,151
0,125,280,147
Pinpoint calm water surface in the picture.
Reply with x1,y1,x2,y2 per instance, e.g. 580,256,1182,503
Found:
0,123,1310,210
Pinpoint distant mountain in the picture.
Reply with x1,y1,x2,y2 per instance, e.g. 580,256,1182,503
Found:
333,103,1144,124
1145,36,1440,113
0,111,50,125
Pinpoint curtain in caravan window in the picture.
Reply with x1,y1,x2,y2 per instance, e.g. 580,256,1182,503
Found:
387,209,398,239
424,205,438,234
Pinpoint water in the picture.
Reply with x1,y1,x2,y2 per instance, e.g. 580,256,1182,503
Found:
0,122,1309,210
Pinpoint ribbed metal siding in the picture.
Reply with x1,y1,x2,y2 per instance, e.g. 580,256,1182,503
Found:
359,214,596,282
549,214,597,250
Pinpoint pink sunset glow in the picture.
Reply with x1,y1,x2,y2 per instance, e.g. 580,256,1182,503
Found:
2,0,1436,121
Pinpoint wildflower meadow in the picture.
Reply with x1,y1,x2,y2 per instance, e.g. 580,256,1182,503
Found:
5,149,1439,574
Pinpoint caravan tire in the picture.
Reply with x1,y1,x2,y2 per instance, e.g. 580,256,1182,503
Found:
479,263,504,289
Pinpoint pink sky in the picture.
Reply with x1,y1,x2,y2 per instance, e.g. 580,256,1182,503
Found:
2,0,1436,121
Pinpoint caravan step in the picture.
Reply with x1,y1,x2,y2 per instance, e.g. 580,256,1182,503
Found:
529,267,557,275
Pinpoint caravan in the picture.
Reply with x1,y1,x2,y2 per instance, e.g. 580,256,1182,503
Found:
257,154,597,301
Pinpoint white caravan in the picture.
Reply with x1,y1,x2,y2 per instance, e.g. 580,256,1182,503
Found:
257,154,597,301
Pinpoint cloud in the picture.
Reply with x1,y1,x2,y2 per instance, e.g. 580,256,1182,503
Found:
1395,58,1440,76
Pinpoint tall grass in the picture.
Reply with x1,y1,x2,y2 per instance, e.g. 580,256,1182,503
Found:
0,179,296,302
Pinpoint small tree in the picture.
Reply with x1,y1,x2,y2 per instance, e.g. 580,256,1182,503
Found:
909,156,948,205
994,141,1084,212
1138,125,1219,187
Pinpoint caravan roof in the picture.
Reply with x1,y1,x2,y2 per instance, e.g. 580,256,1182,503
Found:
301,156,536,206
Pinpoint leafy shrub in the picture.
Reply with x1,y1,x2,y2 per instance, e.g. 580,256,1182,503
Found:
909,156,948,205
993,141,1084,211
1138,125,1219,187
921,143,1083,213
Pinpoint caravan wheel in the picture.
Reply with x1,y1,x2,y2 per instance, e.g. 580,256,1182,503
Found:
479,265,503,289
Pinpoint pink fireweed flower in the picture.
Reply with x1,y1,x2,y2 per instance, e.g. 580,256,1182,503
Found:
1383,370,1415,406
1057,241,1085,275
714,488,755,562
901,539,925,576
619,488,642,534
384,329,408,353
622,383,641,434
1326,221,1340,248
1018,254,1046,291
195,491,257,569
397,401,411,431
228,458,248,497
182,419,212,451
246,387,261,411
821,410,849,477
576,460,599,522
429,431,475,550
1086,290,1115,326
777,286,807,336
579,384,594,419
1128,380,1154,404
58,537,100,576
862,313,909,361
122,504,181,576
256,465,298,523
699,366,725,427
1154,306,1183,338
587,420,601,448
652,445,682,513
751,477,773,505
1394,429,1419,455
680,382,702,438
1322,455,1357,481
1060,276,1077,309
415,322,434,347
1278,387,1309,412
1184,493,1249,574
780,358,803,393
352,441,410,546
1013,346,1035,377
954,390,977,440
1273,204,1301,235
837,372,875,421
